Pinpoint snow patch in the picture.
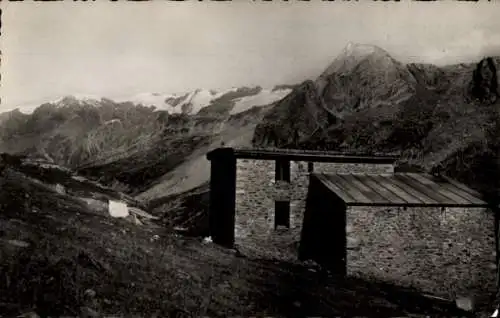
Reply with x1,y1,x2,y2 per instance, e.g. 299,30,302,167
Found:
343,42,378,57
6,94,102,114
112,88,234,114
229,88,292,115
117,92,179,111
108,200,129,218
162,88,238,114
52,94,103,108
3,105,38,115
104,119,122,125
113,87,252,114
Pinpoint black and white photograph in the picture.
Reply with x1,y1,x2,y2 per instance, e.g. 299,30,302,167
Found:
1,1,500,317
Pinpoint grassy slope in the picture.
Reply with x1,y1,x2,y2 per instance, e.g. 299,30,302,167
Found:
0,162,474,317
77,133,214,196
147,182,210,237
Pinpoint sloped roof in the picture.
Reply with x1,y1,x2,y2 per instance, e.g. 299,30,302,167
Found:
314,172,488,208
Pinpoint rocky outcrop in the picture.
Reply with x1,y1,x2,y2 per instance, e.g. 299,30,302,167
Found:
471,57,500,105
252,80,337,148
252,44,500,198
316,43,416,115
253,43,419,150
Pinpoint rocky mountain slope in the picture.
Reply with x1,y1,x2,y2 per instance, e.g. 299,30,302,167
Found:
0,86,291,196
253,44,500,198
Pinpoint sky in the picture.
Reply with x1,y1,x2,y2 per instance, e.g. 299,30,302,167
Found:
1,1,500,112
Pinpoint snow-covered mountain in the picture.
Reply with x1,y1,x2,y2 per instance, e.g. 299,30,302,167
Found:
228,88,292,115
7,86,293,116
0,83,293,191
113,86,292,116
4,94,107,115
113,89,231,114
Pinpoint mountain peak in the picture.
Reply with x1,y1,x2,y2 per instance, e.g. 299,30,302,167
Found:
323,43,394,75
340,42,388,58
317,43,400,91
53,94,102,108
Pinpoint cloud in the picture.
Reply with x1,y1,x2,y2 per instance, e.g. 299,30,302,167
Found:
421,29,500,65
2,2,500,110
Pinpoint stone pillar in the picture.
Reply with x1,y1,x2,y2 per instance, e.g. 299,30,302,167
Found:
208,148,237,248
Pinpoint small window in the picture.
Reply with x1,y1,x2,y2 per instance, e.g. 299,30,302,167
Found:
275,200,290,229
308,162,314,173
275,159,290,182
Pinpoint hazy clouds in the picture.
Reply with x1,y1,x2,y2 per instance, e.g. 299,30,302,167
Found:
1,1,499,111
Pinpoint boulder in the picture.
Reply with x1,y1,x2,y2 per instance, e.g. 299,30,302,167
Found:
455,296,475,312
108,200,129,218
81,198,108,214
54,183,66,195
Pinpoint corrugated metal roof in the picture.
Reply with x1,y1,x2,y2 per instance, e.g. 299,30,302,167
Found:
314,173,488,207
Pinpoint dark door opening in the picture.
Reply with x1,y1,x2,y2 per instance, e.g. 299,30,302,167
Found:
275,200,290,229
308,162,314,173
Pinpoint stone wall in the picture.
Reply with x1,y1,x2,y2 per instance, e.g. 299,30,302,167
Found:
234,159,393,248
346,206,496,302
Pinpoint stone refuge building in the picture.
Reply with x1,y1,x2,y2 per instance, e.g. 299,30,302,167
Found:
206,147,497,305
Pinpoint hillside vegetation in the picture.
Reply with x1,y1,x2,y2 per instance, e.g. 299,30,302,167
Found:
0,156,472,317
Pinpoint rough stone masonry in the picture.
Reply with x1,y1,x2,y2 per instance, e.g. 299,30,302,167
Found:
234,158,496,303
